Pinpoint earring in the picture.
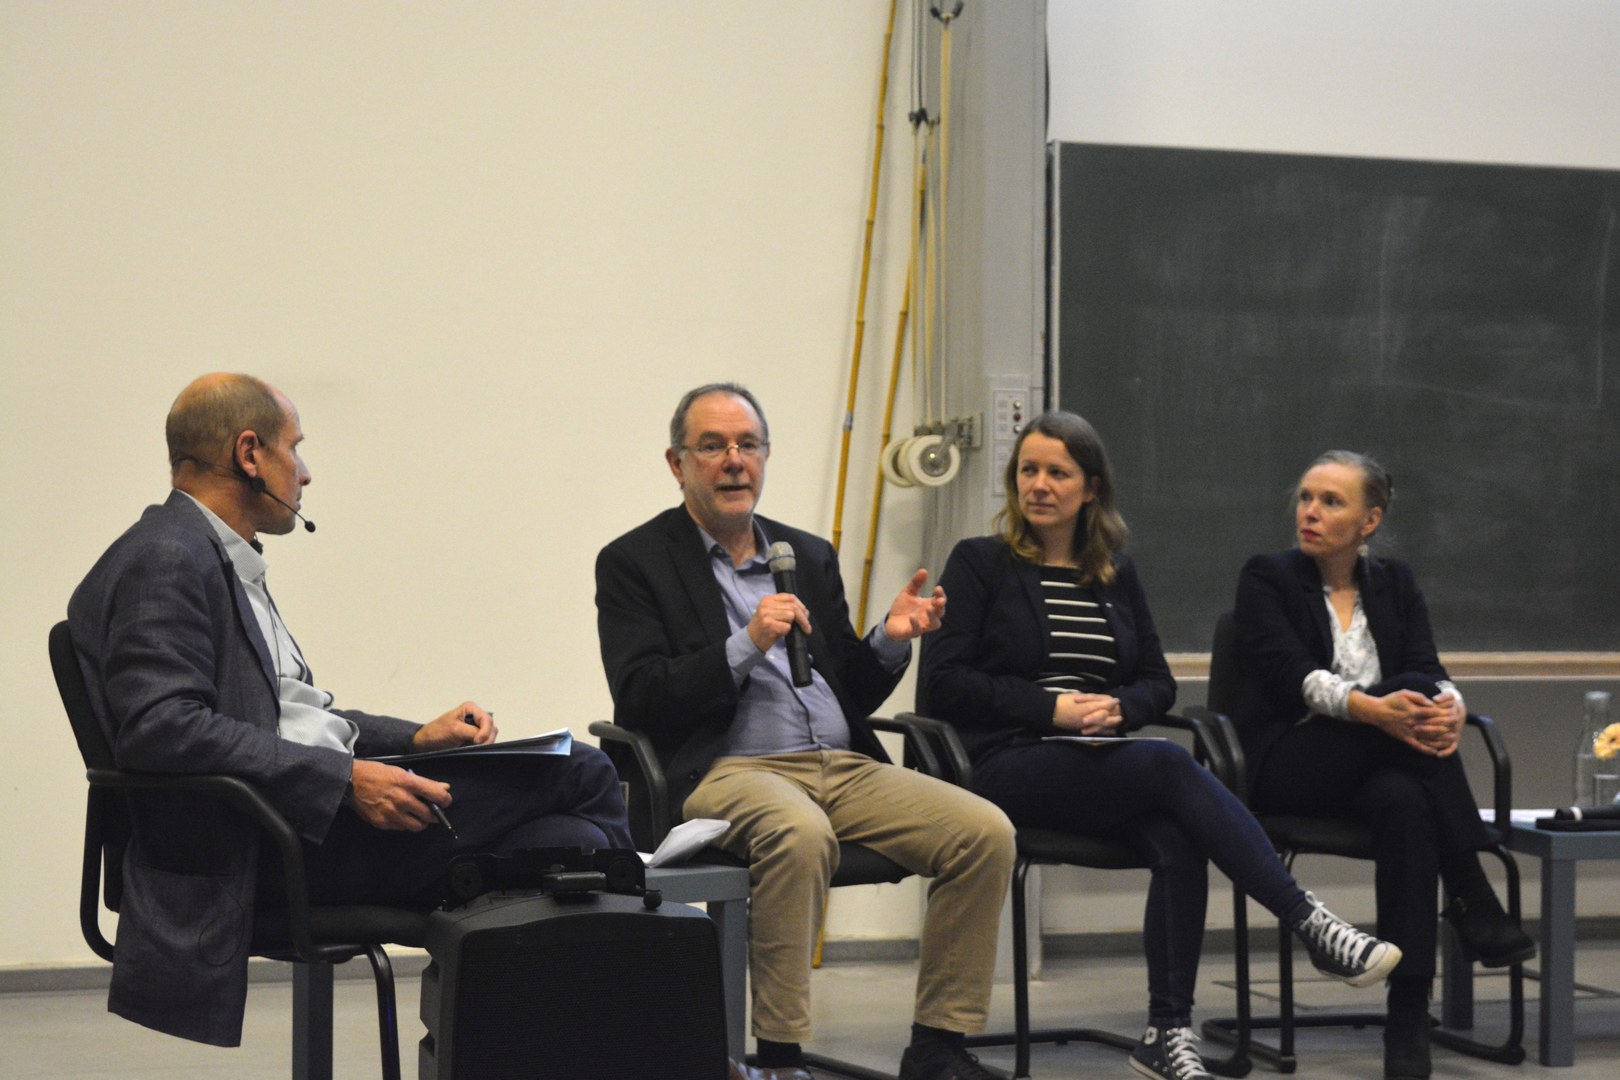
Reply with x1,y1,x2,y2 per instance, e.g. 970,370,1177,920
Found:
1357,542,1370,558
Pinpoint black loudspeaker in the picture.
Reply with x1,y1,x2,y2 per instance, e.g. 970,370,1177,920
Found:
419,890,728,1080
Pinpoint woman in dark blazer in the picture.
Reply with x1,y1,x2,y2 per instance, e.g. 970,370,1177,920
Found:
1232,450,1533,1080
922,412,1400,1080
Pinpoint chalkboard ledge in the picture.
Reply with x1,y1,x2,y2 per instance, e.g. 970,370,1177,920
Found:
1166,653,1620,680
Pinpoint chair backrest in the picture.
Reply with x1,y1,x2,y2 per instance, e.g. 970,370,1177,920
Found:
1207,610,1241,718
50,620,130,927
51,620,116,770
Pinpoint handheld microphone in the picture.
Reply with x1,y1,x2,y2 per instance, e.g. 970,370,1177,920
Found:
766,541,812,688
247,475,317,533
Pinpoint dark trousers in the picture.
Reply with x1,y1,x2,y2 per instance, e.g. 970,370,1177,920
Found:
972,738,1305,1024
262,743,632,908
1249,677,1490,984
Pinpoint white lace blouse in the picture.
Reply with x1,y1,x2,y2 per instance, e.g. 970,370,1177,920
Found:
1300,588,1462,720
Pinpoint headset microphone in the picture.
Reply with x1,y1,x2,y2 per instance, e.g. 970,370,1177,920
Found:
247,475,317,533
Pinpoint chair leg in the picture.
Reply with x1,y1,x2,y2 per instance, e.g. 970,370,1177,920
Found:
365,944,403,1080
292,960,335,1080
1430,844,1526,1065
962,856,1140,1074
1275,914,1296,1067
1198,882,1254,1078
1012,857,1032,1079
1209,848,1527,1073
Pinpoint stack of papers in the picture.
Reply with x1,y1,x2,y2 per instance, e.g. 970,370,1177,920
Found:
366,727,573,765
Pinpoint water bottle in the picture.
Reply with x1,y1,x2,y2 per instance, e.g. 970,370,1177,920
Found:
1574,691,1615,808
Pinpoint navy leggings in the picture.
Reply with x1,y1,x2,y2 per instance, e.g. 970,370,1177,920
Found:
972,738,1305,1025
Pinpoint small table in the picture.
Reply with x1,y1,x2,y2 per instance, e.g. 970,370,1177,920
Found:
1504,822,1620,1066
646,863,750,1061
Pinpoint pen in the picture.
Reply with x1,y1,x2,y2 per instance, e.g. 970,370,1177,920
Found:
408,769,458,838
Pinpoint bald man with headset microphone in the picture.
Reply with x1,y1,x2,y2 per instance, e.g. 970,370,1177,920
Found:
67,373,631,1048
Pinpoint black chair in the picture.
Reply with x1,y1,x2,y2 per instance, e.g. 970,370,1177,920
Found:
894,710,1250,1080
51,619,429,1080
590,716,939,1080
1196,611,1525,1073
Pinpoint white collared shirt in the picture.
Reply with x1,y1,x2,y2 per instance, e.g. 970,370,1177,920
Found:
181,492,359,754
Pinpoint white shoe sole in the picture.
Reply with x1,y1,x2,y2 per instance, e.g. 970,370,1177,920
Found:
1340,941,1404,988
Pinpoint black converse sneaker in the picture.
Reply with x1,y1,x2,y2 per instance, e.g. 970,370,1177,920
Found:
1129,1025,1212,1080
1293,892,1402,987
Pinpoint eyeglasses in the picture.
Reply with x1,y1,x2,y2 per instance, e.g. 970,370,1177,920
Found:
680,439,769,461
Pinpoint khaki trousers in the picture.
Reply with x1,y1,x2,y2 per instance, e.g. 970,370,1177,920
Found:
684,749,1015,1043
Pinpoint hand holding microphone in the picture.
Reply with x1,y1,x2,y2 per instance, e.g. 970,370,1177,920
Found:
765,541,814,687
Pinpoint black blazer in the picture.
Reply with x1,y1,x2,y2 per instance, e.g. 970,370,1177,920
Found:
1231,548,1450,777
594,506,903,812
920,535,1176,761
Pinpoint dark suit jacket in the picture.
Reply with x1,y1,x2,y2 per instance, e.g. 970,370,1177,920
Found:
1230,548,1450,779
920,535,1176,761
594,506,903,814
66,491,419,1046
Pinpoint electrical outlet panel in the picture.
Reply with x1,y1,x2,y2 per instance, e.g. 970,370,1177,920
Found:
987,378,1030,499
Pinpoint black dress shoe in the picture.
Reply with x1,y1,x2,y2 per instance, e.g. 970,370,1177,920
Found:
1442,895,1537,968
1383,1010,1432,1080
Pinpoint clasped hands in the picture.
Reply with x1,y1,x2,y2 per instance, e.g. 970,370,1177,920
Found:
747,569,946,654
1353,688,1465,757
1053,692,1123,735
347,701,497,831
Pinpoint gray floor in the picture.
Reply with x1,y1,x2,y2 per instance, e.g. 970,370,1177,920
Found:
6,944,1619,1079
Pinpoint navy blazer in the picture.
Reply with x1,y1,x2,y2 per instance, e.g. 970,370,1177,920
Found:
67,491,419,1046
920,535,1176,761
594,506,904,813
1230,548,1450,778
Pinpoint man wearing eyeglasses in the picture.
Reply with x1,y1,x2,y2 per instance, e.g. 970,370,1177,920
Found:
595,382,1014,1080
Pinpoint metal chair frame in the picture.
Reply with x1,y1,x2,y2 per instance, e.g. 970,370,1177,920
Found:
1194,611,1525,1073
53,619,427,1080
590,715,941,1080
895,711,1252,1080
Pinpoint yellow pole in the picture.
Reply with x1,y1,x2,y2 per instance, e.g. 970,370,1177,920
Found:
858,262,914,631
831,0,901,554
815,2,903,971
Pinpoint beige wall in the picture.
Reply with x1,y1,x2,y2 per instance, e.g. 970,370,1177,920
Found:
1,1,931,969
7,0,1619,975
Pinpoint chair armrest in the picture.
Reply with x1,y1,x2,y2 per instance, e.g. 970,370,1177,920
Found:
890,713,974,788
85,768,322,963
587,721,672,843
1147,710,1224,771
1465,713,1513,833
867,715,944,779
1143,710,1241,795
1177,706,1248,802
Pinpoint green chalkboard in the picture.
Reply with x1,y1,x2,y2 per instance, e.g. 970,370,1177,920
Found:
1052,142,1620,652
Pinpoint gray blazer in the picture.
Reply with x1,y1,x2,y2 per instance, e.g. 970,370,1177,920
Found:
67,491,419,1046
